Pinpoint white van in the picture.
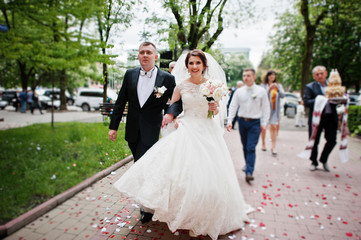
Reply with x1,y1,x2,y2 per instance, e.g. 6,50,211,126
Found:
75,88,118,111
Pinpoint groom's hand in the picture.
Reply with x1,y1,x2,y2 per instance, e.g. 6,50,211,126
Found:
108,129,117,141
162,113,174,128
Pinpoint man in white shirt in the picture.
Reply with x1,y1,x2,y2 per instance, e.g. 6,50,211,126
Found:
227,68,270,183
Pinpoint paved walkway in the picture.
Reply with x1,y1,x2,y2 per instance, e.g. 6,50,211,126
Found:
2,109,361,240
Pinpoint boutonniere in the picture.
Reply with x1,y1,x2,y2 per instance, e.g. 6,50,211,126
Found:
154,86,167,98
251,93,257,99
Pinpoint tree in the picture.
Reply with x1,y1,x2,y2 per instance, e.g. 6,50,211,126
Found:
300,0,328,96
269,10,305,91
0,0,106,110
95,0,135,103
146,0,254,55
269,0,361,93
221,53,252,86
312,0,361,92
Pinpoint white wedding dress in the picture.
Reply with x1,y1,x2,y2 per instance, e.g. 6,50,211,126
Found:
114,81,253,240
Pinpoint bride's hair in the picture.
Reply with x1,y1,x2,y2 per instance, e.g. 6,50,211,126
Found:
185,49,208,70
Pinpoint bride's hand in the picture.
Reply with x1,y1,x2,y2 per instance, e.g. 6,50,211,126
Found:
162,113,174,128
208,102,219,115
174,119,180,129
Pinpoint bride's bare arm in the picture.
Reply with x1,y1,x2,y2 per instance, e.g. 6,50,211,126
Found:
169,87,181,104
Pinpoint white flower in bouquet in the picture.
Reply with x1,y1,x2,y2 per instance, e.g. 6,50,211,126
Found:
200,86,211,96
213,87,225,101
200,79,228,118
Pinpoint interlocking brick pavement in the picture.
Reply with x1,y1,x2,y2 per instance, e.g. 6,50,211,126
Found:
3,119,361,240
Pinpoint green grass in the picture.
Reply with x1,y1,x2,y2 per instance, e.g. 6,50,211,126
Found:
0,122,131,224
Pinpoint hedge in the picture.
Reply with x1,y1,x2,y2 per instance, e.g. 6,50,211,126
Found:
348,105,361,135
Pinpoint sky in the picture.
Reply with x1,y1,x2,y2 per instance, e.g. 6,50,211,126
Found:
115,0,292,68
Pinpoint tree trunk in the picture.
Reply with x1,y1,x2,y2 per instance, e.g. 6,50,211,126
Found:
103,61,108,103
59,69,67,110
17,60,32,92
300,29,315,97
300,0,328,97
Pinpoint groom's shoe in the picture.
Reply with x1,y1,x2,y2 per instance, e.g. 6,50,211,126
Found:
322,162,330,172
140,211,153,224
245,174,254,183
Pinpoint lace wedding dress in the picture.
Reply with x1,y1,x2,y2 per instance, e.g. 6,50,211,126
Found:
114,81,253,240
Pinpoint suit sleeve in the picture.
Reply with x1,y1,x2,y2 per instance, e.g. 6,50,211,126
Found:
165,76,183,117
109,71,129,130
303,84,315,108
166,99,183,117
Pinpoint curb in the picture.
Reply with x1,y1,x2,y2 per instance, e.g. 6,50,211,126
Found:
0,155,133,238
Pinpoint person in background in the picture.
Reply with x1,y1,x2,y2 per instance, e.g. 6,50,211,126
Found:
227,80,244,129
27,90,33,110
30,90,43,115
260,70,285,156
295,99,306,127
227,68,270,183
168,61,176,73
19,90,27,113
303,65,338,172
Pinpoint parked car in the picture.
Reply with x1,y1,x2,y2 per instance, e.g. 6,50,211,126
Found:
349,93,360,105
75,88,117,111
1,90,20,110
281,92,299,118
43,89,75,105
0,99,8,109
38,95,61,109
2,90,18,104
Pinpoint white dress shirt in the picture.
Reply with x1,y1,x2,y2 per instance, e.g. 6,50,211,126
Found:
137,67,158,107
227,84,270,126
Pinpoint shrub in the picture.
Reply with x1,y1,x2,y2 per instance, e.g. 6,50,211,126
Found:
348,105,361,136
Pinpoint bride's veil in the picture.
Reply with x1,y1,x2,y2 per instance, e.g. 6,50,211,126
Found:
171,50,229,130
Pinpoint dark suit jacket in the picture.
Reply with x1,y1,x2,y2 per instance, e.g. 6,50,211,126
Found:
303,81,337,125
109,67,176,146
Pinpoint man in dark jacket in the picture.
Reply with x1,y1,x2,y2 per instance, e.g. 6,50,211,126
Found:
303,65,338,172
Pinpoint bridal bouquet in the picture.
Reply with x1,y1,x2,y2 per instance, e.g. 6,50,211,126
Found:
200,79,228,118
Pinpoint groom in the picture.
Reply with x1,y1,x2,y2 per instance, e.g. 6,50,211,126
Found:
108,42,178,223
109,41,177,161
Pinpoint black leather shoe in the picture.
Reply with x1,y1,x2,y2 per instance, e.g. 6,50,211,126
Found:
245,174,254,183
140,212,153,224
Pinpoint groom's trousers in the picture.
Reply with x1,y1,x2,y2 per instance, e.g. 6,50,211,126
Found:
128,138,153,162
238,118,261,176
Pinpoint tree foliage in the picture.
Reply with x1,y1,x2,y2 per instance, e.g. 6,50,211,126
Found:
312,0,361,92
299,0,329,96
269,10,304,91
0,0,136,108
146,0,254,56
220,53,252,86
268,0,361,93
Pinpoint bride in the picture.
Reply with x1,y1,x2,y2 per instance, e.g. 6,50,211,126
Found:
114,49,253,240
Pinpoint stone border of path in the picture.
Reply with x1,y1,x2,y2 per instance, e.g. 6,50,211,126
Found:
0,155,133,238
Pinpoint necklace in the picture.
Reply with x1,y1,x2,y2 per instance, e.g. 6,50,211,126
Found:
190,76,205,84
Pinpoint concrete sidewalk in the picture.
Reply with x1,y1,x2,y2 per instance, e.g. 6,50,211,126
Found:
0,106,103,130
2,112,361,240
